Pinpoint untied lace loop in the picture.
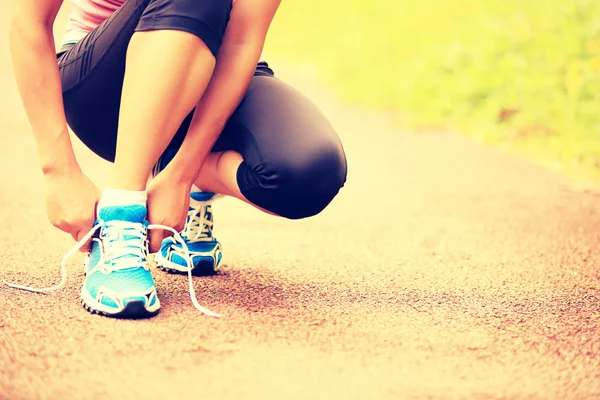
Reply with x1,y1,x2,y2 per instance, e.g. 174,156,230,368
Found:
3,221,219,318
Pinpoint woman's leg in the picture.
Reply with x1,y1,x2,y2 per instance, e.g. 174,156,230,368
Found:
110,30,216,190
190,63,348,219
57,0,233,317
153,63,347,276
59,0,232,172
194,151,244,197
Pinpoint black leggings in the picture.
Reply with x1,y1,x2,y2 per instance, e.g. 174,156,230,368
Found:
57,0,347,219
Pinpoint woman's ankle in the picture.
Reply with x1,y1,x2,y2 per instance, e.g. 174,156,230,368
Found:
97,187,147,211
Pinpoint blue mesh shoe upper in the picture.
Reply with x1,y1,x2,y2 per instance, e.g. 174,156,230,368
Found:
83,205,157,313
158,192,222,272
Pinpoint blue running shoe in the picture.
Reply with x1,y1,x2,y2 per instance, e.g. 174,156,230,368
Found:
154,191,223,276
81,205,160,319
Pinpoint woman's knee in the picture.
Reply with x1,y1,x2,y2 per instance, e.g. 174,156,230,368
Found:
240,143,348,219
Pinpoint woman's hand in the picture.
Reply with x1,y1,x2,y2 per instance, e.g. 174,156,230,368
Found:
45,168,101,251
146,171,193,253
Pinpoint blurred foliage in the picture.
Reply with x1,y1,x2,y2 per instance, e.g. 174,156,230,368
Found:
265,0,600,181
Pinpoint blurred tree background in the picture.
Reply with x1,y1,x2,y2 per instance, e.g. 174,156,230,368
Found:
264,0,600,181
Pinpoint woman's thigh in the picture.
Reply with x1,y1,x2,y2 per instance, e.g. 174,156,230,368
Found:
211,64,348,219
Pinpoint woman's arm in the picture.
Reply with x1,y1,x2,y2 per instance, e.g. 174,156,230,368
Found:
163,0,282,182
9,1,100,247
9,0,79,175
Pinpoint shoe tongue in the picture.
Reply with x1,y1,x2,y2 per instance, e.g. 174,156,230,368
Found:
99,205,147,224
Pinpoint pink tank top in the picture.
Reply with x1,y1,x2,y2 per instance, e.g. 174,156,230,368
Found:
63,0,122,45
62,0,238,46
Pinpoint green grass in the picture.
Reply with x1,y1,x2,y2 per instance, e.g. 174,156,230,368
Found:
264,0,600,182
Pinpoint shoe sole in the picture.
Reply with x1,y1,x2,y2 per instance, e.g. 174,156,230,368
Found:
154,252,220,276
80,286,160,319
81,298,159,319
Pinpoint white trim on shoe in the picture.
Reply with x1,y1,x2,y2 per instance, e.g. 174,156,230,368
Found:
80,284,160,316
154,244,222,274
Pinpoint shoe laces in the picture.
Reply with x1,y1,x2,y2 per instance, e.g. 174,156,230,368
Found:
3,221,220,318
183,201,213,243
101,220,148,272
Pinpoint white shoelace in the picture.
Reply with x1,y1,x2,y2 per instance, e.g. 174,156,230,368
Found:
3,222,220,318
183,203,213,242
102,221,149,271
148,224,219,317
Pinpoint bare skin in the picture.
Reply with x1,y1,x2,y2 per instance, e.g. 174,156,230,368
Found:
9,0,281,253
193,151,245,198
109,30,217,192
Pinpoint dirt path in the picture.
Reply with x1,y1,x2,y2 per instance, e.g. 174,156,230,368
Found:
1,5,599,400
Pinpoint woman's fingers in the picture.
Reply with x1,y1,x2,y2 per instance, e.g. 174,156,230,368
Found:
74,225,93,252
148,229,164,254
